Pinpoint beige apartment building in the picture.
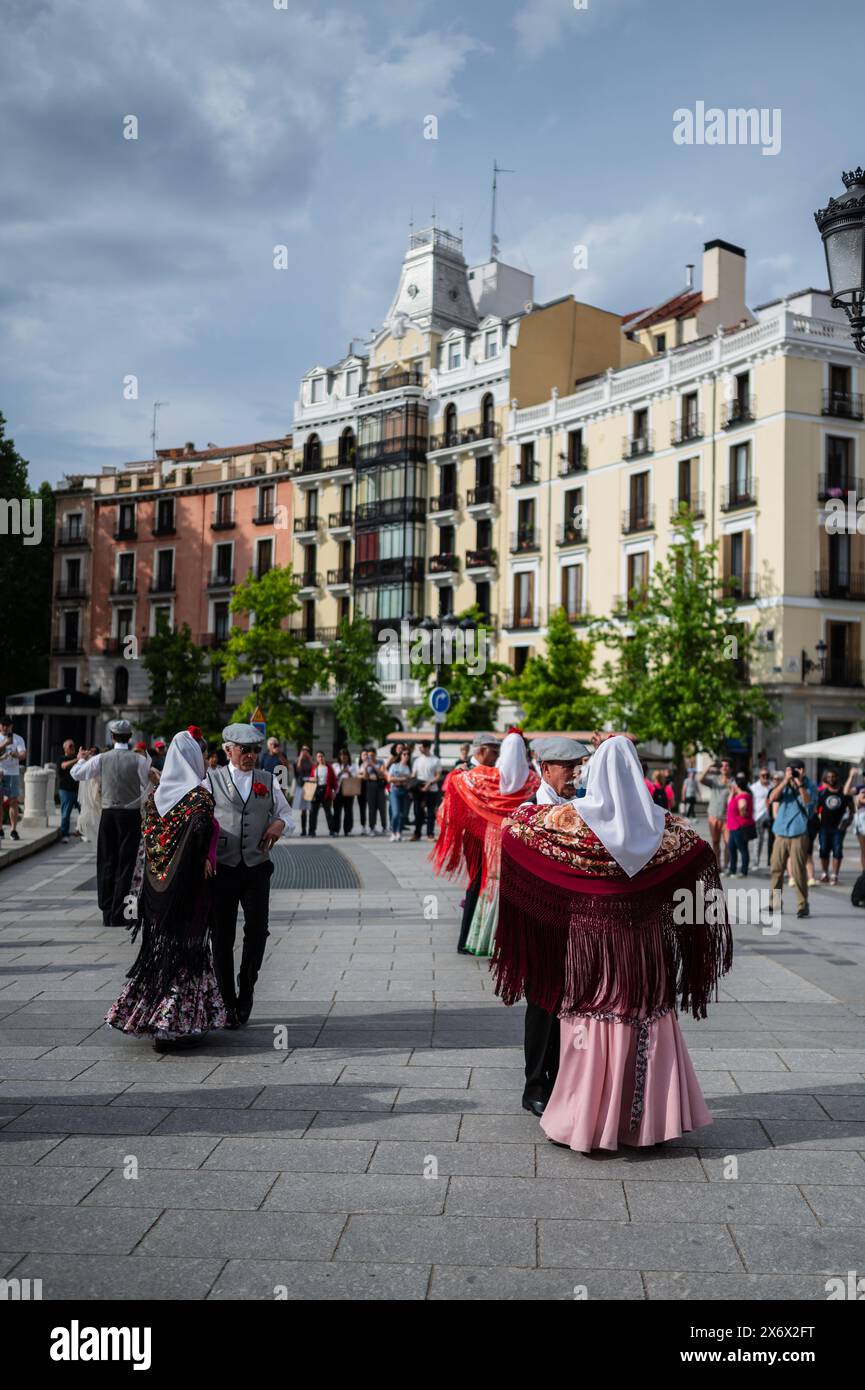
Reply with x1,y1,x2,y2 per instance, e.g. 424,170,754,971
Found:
506,240,865,767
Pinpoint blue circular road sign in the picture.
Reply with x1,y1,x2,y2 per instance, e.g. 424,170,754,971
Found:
429,687,450,716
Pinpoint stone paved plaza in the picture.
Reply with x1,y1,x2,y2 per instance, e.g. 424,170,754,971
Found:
1,832,864,1301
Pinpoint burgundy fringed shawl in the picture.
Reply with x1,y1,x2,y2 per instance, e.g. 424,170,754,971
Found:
431,763,540,888
492,804,732,1021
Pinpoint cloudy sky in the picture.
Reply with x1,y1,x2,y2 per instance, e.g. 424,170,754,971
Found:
1,0,860,486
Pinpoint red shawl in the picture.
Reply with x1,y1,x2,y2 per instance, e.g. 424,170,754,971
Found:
492,802,732,1020
432,763,541,888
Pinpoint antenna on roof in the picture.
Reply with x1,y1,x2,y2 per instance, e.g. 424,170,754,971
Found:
685,264,695,291
491,159,514,260
151,401,169,460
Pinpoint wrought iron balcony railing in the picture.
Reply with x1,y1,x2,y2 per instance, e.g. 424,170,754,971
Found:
815,570,865,600
822,389,864,421
671,414,704,445
510,528,540,552
622,432,653,459
465,547,496,568
621,506,655,534
721,396,757,429
720,480,757,511
466,484,498,507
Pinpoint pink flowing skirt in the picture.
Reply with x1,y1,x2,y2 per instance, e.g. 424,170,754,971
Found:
540,1012,712,1152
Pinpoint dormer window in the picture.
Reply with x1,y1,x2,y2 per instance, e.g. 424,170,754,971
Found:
310,377,324,403
447,341,462,370
345,369,359,396
484,329,498,360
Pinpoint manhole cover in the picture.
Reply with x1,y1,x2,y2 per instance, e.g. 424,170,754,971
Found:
270,842,360,889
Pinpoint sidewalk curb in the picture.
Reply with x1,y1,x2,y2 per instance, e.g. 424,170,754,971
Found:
0,827,60,869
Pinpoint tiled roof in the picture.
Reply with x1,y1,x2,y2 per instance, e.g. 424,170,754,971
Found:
623,291,703,333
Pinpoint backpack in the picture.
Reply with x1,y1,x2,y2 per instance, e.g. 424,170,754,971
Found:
852,873,865,908
651,785,668,808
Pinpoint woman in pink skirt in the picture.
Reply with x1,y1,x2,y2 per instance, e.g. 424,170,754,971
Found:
493,736,732,1153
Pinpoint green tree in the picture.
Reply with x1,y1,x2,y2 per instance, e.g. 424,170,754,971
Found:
0,415,54,702
504,607,602,730
140,618,220,739
594,513,778,795
217,566,323,741
324,613,391,747
408,607,512,730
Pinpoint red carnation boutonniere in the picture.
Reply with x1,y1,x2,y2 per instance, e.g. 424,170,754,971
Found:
252,781,268,798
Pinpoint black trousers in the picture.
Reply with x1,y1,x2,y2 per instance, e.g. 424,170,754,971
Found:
365,781,386,831
211,859,274,1011
411,789,439,838
309,786,334,835
97,808,141,926
333,792,354,836
523,1002,561,1103
457,867,482,953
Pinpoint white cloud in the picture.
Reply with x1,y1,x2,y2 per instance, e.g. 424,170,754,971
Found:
513,0,643,61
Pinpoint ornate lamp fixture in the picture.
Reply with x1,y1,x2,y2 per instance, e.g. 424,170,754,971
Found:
815,166,865,353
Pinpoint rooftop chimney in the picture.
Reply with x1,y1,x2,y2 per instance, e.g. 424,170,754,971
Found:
685,264,695,291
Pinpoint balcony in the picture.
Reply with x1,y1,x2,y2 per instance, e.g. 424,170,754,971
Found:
822,659,864,687
429,553,459,574
623,432,654,460
152,521,176,536
294,448,355,478
326,567,352,587
429,493,460,515
101,638,126,656
557,522,587,546
721,396,757,429
369,370,424,394
558,446,588,476
671,415,704,445
512,461,539,486
253,510,276,526
354,557,425,584
110,577,137,596
199,632,230,649
822,389,864,421
428,421,501,452
670,493,706,521
465,547,497,570
815,570,865,601
355,497,427,525
503,608,541,630
149,575,176,593
51,640,84,656
298,572,322,591
818,474,859,502
56,526,89,547
721,480,757,511
466,484,498,509
719,574,759,603
328,510,354,530
564,609,587,625
113,525,137,541
621,506,655,534
290,627,340,645
355,435,426,467
55,580,88,599
293,516,322,538
510,528,540,553
211,515,236,531
206,571,234,590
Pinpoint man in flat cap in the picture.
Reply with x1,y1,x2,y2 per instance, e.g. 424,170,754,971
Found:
433,729,540,957
207,723,293,1026
71,719,150,926
511,734,593,1116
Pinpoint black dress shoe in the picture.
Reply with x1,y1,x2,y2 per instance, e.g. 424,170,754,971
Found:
236,997,252,1026
522,1097,546,1117
223,1008,241,1030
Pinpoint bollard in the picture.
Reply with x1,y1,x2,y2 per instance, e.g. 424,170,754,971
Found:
20,767,50,828
42,763,58,807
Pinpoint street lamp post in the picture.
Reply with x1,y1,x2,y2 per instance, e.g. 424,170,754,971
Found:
814,166,865,354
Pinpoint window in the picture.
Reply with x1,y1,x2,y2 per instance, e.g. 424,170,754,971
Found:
214,543,232,581
513,572,535,625
626,552,649,605
64,610,80,649
118,502,136,536
258,484,274,520
475,581,491,621
564,487,584,540
484,330,498,360
152,606,170,634
476,517,492,548
678,458,695,505
338,428,355,467
447,341,462,370
562,565,583,618
257,539,273,577
654,333,666,354
113,667,128,705
730,442,751,498
345,369,359,396
216,491,232,525
481,393,495,436
567,429,584,470
444,404,458,444
66,557,81,591
438,585,454,617
304,434,322,468
512,646,530,675
66,513,83,539
826,436,853,490
117,553,135,593
439,524,455,553
629,471,649,523
116,607,134,639
155,549,174,589
156,497,174,533
310,377,324,403
476,454,493,489
735,372,750,412
517,498,536,547
306,489,319,524
633,409,648,441
214,602,230,643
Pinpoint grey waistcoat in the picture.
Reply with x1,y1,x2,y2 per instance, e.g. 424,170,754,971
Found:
101,749,143,810
207,766,275,868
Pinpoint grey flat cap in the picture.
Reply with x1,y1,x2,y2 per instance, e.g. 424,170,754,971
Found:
531,735,592,762
222,722,265,746
108,719,133,739
472,732,501,748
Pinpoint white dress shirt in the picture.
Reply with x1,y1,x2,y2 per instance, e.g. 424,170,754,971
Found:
413,753,442,788
227,763,293,834
71,743,150,795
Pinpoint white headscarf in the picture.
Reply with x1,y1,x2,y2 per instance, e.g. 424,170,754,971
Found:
154,730,208,818
496,730,531,795
577,735,666,877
